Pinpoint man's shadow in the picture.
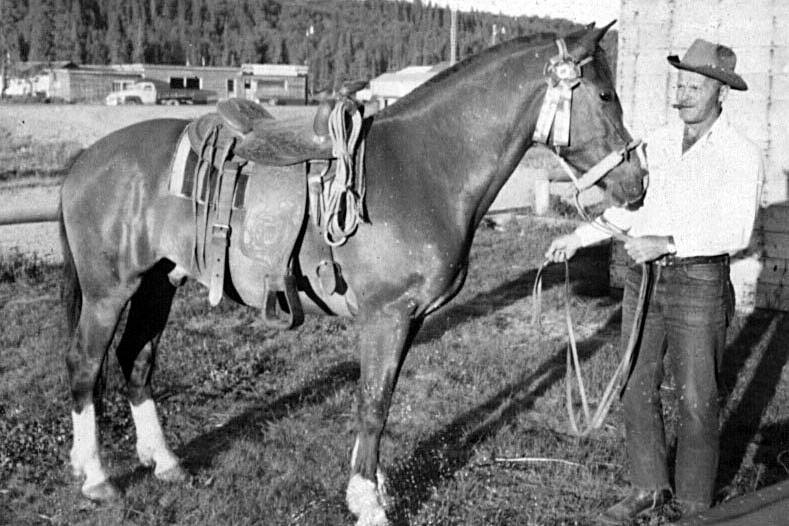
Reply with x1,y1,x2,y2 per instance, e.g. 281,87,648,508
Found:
715,202,789,497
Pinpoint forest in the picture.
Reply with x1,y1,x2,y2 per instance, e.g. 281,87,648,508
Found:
0,0,614,92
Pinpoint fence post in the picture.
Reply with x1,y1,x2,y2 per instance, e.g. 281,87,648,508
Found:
533,169,550,215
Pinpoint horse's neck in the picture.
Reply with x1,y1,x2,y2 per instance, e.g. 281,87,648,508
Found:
370,46,548,238
424,77,544,229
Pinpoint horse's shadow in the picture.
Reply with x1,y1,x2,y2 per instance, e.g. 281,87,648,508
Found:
114,360,360,491
386,308,622,524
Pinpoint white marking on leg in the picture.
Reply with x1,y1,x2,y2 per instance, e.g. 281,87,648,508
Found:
70,404,109,488
350,437,360,469
130,399,180,475
347,474,389,526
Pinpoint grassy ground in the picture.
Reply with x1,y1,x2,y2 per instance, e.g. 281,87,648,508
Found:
1,221,788,526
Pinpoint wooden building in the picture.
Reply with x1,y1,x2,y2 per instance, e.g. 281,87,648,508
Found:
240,64,308,105
47,64,142,103
139,64,239,100
613,0,789,312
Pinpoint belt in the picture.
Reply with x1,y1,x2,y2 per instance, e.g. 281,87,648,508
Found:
655,254,729,267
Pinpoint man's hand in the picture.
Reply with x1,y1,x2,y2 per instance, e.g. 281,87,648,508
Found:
545,233,584,263
624,235,672,263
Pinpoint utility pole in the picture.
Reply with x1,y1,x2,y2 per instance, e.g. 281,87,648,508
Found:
450,8,457,65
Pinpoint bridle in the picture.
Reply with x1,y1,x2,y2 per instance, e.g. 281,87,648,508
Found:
531,39,651,437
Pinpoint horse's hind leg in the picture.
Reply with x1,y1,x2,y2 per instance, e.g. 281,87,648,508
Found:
67,295,129,502
115,262,188,482
347,302,420,526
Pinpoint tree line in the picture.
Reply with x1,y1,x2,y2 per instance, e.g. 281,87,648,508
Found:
1,0,615,92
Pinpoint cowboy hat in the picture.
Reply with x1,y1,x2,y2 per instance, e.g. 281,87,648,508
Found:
667,39,748,91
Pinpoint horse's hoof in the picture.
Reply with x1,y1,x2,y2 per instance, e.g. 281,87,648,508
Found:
356,509,390,526
82,480,121,503
155,464,191,484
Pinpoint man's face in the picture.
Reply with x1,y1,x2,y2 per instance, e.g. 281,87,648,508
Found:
673,70,724,124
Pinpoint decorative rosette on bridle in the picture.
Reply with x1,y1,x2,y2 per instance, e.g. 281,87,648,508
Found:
532,39,593,147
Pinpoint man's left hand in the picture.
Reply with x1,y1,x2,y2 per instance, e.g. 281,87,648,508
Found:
624,235,672,263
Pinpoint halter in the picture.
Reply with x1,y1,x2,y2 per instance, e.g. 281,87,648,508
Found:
532,39,643,198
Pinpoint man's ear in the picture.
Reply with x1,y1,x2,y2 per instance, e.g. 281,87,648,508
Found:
718,84,730,105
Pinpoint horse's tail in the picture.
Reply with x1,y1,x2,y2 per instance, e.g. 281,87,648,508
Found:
59,200,82,336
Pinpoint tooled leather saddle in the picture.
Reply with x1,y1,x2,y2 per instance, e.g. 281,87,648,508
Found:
180,83,369,329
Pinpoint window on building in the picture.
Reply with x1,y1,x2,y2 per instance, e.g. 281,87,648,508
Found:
169,76,201,89
227,79,235,94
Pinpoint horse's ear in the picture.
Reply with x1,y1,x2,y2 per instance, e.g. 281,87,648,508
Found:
578,19,616,54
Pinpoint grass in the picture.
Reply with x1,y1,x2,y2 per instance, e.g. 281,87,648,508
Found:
1,220,788,525
0,127,82,181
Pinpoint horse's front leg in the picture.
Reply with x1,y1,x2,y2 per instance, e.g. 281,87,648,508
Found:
347,301,420,526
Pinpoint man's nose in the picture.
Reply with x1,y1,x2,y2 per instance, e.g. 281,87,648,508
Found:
675,88,693,106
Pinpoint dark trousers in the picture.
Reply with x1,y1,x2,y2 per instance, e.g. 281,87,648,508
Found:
621,260,731,507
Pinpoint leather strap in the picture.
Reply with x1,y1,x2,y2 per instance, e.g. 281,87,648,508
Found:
208,139,244,306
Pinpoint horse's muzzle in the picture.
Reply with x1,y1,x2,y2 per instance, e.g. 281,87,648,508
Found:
609,163,648,206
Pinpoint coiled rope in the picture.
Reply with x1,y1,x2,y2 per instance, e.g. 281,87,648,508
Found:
323,100,366,247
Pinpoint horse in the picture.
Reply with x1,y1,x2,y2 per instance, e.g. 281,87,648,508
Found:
59,22,644,525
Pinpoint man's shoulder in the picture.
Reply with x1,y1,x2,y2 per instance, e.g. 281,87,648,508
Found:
718,119,763,163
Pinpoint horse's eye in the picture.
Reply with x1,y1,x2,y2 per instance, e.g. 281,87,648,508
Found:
600,91,613,102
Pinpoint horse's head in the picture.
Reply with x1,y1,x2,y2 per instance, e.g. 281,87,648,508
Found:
536,21,646,206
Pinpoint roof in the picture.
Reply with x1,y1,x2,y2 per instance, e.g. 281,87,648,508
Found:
369,63,451,98
241,64,308,77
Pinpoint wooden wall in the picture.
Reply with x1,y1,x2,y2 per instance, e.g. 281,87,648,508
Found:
613,0,789,311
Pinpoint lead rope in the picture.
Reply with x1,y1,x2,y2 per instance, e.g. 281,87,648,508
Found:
532,155,650,437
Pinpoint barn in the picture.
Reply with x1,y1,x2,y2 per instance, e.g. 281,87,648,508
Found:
613,0,789,312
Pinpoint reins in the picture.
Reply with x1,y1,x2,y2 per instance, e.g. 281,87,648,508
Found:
531,38,651,437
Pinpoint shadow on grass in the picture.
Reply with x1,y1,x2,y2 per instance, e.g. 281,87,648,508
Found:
417,243,612,345
385,308,622,524
716,310,789,494
113,360,360,491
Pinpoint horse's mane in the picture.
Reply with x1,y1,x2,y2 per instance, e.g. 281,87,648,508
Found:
376,27,596,119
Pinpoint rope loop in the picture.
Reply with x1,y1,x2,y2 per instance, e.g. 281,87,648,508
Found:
322,99,366,247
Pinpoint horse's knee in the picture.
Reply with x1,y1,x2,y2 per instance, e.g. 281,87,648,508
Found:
66,355,102,409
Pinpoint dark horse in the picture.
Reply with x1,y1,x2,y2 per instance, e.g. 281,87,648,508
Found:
60,23,644,524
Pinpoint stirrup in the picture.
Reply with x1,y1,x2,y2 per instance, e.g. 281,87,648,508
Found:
263,275,304,330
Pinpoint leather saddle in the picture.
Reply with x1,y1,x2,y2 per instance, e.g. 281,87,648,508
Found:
187,82,369,167
182,82,369,329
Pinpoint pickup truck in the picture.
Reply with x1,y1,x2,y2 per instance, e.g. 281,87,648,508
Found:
105,80,218,105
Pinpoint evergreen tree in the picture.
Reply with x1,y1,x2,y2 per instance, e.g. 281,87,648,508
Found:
5,0,603,90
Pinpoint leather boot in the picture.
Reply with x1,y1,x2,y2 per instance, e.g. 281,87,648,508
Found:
596,488,669,524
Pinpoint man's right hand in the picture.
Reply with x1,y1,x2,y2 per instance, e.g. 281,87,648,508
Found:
545,233,583,263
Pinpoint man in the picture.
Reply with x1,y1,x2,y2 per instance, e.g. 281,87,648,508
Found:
546,39,764,522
